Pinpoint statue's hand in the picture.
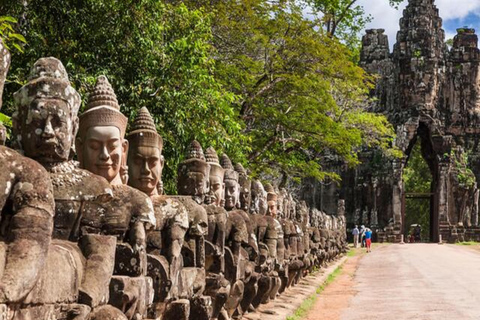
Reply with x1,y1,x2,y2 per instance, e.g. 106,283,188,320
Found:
130,221,146,253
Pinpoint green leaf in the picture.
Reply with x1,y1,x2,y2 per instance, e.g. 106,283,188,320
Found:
9,33,26,43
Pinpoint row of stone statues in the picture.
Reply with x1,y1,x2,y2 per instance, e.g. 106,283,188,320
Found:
0,53,347,320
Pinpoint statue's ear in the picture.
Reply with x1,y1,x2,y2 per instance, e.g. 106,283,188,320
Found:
122,139,129,157
75,137,83,166
160,155,165,169
70,117,80,158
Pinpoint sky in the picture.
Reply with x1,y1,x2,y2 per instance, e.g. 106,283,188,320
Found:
358,0,480,50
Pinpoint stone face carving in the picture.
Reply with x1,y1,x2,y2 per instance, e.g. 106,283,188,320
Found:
12,57,128,319
77,77,157,319
3,54,347,320
126,107,189,319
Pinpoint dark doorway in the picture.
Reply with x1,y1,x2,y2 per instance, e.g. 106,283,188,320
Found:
403,137,433,242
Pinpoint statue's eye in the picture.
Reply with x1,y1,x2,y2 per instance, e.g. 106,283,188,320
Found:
88,141,101,150
149,158,158,167
109,141,120,151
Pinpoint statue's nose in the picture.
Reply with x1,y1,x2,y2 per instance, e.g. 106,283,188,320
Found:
42,116,55,138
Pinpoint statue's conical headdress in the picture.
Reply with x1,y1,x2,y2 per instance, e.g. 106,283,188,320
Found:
251,179,265,194
221,153,238,182
127,107,163,150
14,57,81,117
265,183,277,202
178,140,209,177
234,163,247,176
206,147,224,180
79,75,127,138
235,162,251,190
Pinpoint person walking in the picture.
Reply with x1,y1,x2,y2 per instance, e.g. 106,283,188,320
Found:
360,225,366,248
352,225,359,248
365,228,373,253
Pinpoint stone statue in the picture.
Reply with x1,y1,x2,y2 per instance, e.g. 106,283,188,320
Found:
12,57,127,319
251,179,268,215
126,107,190,319
203,147,231,320
235,163,251,212
176,140,213,320
77,77,157,319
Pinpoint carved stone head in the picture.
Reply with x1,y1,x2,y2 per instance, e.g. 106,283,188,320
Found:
127,107,164,196
220,154,239,211
183,200,209,237
251,179,268,215
265,183,277,218
177,140,210,204
296,201,309,226
13,57,81,163
205,147,225,206
235,163,251,211
76,76,128,185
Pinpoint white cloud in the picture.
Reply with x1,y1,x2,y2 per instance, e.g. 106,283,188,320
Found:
359,0,480,50
435,0,480,20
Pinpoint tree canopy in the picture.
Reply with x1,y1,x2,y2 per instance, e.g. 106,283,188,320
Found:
1,0,398,192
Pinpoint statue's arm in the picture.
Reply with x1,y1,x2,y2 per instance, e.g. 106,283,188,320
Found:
0,162,54,303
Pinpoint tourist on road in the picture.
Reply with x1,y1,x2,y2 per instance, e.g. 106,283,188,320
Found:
365,228,372,253
352,225,360,248
360,225,366,247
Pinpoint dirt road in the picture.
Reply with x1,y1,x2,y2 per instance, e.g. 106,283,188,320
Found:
340,244,480,320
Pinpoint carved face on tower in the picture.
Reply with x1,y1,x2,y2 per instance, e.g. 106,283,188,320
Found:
220,154,239,211
205,147,225,206
177,140,210,204
235,163,251,211
265,183,277,218
251,179,268,215
13,57,81,163
76,76,128,185
127,107,164,196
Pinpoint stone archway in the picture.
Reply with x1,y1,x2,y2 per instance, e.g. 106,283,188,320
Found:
398,122,439,242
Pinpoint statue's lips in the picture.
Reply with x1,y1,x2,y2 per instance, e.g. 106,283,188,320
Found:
139,177,154,182
39,138,58,146
95,164,112,169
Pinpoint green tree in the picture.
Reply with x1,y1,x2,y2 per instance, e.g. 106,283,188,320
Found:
183,0,397,183
304,0,403,53
1,1,245,193
0,15,25,135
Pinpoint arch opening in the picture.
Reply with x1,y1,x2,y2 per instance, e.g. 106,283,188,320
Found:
401,122,439,242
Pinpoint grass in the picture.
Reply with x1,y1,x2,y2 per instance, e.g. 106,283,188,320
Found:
286,265,344,320
456,241,479,246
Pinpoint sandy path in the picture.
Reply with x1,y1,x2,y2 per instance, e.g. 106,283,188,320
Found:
303,248,364,320
340,244,480,320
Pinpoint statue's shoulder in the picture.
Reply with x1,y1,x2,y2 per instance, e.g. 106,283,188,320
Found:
0,146,54,212
151,195,189,229
47,161,112,201
113,184,155,225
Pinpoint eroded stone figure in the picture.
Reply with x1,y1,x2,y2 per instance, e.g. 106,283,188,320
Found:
0,46,57,313
176,141,213,320
126,107,190,319
202,147,231,320
77,77,157,319
12,57,127,319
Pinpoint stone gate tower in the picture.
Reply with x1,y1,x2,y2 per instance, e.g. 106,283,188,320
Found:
348,0,480,242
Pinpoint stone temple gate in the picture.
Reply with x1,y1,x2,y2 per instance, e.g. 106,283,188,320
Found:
305,0,480,243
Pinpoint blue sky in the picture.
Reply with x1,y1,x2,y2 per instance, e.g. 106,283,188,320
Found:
358,0,480,50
